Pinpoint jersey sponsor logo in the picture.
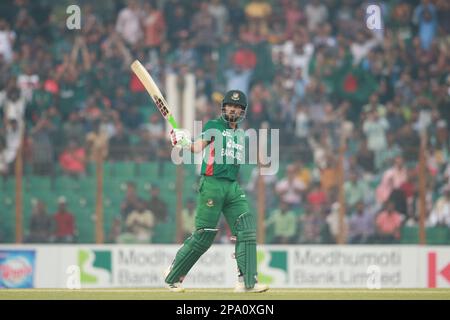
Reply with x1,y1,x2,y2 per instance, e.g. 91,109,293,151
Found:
226,140,244,151
222,130,233,138
221,148,243,162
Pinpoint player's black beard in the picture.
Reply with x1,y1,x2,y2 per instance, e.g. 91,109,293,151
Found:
222,108,245,123
222,110,236,123
225,113,237,122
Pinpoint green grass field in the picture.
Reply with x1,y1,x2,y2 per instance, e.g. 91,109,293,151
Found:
1,288,449,300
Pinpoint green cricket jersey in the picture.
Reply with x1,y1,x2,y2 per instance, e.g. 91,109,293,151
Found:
200,117,245,181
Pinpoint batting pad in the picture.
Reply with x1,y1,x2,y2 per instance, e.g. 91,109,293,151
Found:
165,228,218,284
235,212,257,289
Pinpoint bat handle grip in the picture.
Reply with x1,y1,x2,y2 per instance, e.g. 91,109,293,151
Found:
168,115,179,129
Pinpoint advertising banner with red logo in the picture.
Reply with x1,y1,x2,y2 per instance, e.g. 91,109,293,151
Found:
418,247,450,288
0,245,449,289
0,250,36,288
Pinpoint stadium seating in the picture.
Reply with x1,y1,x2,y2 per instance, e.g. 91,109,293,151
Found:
401,226,419,244
426,227,450,245
401,225,450,245
3,161,449,245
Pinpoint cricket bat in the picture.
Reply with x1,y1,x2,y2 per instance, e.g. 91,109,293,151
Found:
131,60,179,129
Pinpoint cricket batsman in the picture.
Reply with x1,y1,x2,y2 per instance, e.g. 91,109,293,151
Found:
164,89,269,293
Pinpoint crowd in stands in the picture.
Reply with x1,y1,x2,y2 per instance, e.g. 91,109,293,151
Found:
27,196,77,243
0,0,449,244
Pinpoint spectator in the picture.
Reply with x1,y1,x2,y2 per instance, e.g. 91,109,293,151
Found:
227,0,246,34
208,0,228,37
427,186,450,227
313,23,336,48
355,139,376,176
275,164,305,209
348,202,375,244
295,103,310,143
139,113,166,161
247,82,270,129
181,198,196,240
59,139,86,178
27,200,53,243
246,163,277,211
306,182,327,212
344,172,370,212
124,200,155,243
62,112,84,145
378,132,402,171
17,64,39,103
305,0,328,32
294,161,311,190
265,201,297,244
109,123,131,161
190,2,215,59
99,112,117,140
147,185,168,223
115,0,143,46
326,202,348,244
143,0,166,54
362,109,389,167
299,205,324,244
57,65,84,119
413,0,438,50
308,131,330,170
170,39,198,69
53,196,76,243
30,117,54,176
120,181,142,220
0,19,15,63
362,93,386,116
375,201,403,243
376,156,408,205
385,101,405,135
397,123,420,163
4,119,21,166
108,216,123,244
165,3,190,47
122,105,143,132
245,0,272,37
400,172,417,209
350,30,380,66
4,87,25,126
284,0,305,39
285,33,314,83
224,64,253,97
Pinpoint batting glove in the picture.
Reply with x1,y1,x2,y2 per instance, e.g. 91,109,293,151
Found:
170,128,192,149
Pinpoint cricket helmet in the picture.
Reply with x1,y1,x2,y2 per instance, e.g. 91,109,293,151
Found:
221,90,247,123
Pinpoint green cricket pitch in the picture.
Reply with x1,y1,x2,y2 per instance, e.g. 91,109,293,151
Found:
1,288,449,300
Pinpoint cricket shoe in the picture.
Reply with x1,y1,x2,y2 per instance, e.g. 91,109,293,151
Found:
164,265,185,293
234,282,269,293
167,282,185,293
